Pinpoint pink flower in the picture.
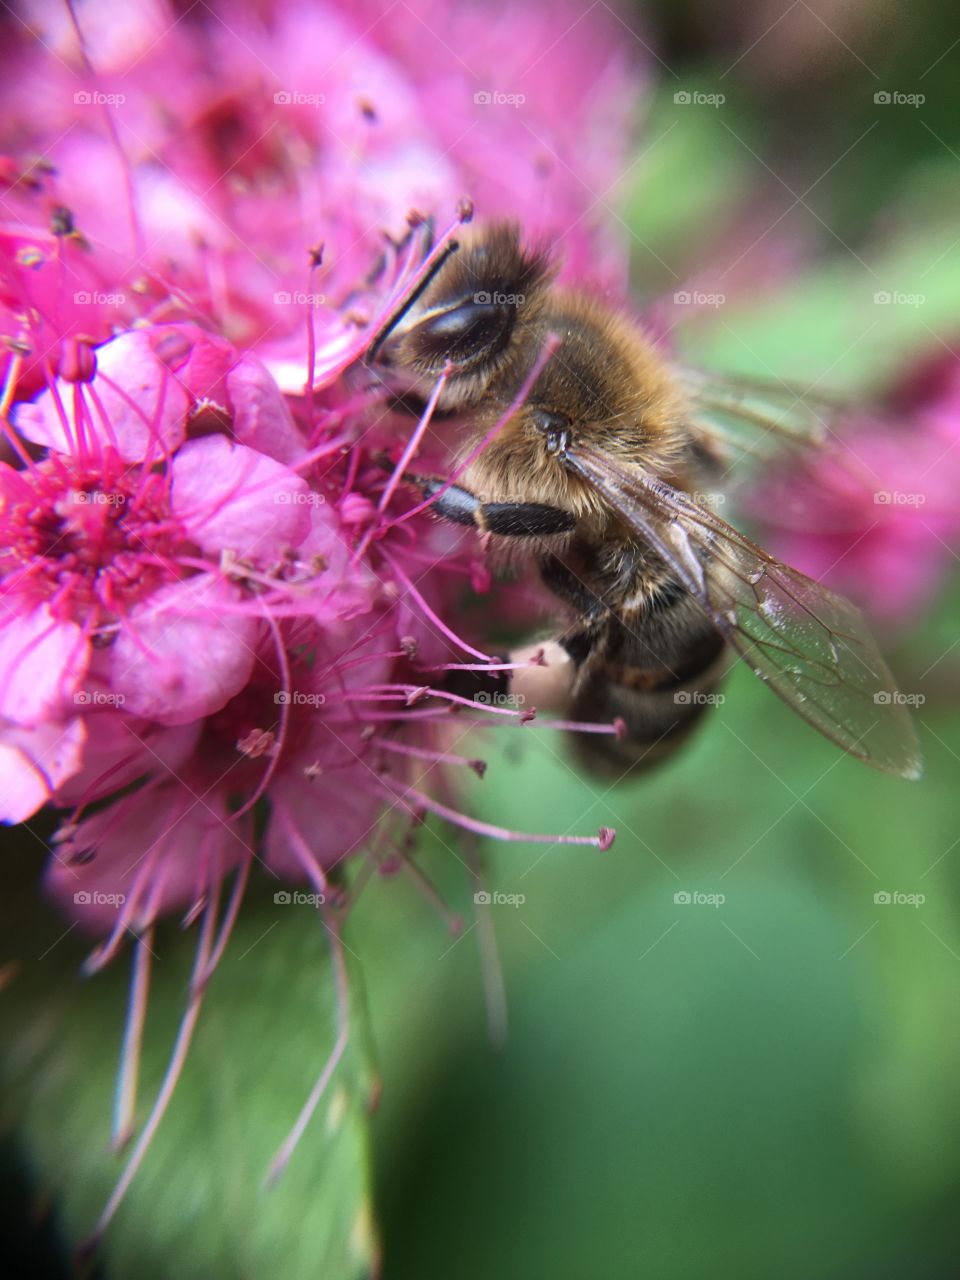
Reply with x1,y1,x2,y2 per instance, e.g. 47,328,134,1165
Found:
1,324,311,800
1,0,638,362
748,347,960,623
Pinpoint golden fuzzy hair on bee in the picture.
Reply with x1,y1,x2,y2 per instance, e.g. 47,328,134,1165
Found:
462,287,691,534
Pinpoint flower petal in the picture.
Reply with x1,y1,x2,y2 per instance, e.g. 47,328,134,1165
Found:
110,575,259,725
266,775,377,880
0,717,87,823
15,330,189,462
55,711,201,807
0,605,88,725
170,436,312,561
227,354,306,463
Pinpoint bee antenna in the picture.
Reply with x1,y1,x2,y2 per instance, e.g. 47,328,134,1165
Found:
367,220,465,362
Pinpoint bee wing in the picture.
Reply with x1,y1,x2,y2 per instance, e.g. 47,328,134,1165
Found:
677,367,842,470
564,443,922,779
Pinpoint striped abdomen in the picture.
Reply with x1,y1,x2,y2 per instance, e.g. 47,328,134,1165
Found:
540,543,729,777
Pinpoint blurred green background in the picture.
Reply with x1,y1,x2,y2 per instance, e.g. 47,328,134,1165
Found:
3,1,960,1276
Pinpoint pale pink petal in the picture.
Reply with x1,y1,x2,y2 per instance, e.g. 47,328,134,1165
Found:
0,717,87,823
170,436,312,561
110,575,259,725
226,354,306,463
55,712,201,807
154,324,235,405
0,605,89,725
15,331,189,462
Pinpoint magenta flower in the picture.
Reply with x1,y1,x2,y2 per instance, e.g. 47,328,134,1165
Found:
748,347,960,624
0,0,635,1238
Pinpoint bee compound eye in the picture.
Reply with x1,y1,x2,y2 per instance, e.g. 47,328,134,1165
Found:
414,298,515,368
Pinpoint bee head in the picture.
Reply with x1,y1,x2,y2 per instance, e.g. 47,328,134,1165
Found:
372,222,552,407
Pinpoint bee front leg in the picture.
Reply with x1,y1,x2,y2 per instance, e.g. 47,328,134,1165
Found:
421,477,576,538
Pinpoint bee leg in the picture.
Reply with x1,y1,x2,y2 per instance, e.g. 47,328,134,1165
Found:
422,478,576,537
537,549,609,624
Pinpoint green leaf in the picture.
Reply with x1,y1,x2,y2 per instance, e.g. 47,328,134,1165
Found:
0,853,378,1280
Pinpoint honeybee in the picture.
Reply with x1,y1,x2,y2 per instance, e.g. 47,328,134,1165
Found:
366,220,922,779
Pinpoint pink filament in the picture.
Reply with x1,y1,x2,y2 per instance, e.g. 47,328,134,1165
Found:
84,886,219,1252
385,779,615,849
111,925,154,1151
387,332,561,530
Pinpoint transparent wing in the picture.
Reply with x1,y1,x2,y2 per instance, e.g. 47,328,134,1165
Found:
677,366,844,472
564,443,922,779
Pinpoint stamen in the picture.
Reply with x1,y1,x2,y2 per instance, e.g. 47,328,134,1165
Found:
401,860,465,934
350,362,451,565
304,244,323,433
65,0,143,258
231,611,290,821
387,332,561,530
530,716,626,736
265,838,348,1187
367,682,533,720
374,734,487,778
382,780,615,850
379,550,491,662
424,654,547,673
112,925,155,1151
0,351,36,465
82,882,219,1258
463,842,507,1049
366,204,470,362
199,854,253,989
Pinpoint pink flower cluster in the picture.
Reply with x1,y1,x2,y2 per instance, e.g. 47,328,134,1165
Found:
0,0,638,1236
748,347,960,625
1,0,637,938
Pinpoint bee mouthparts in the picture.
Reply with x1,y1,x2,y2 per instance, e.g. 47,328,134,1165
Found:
544,428,570,457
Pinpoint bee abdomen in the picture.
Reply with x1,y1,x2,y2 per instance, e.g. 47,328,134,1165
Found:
566,604,729,777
